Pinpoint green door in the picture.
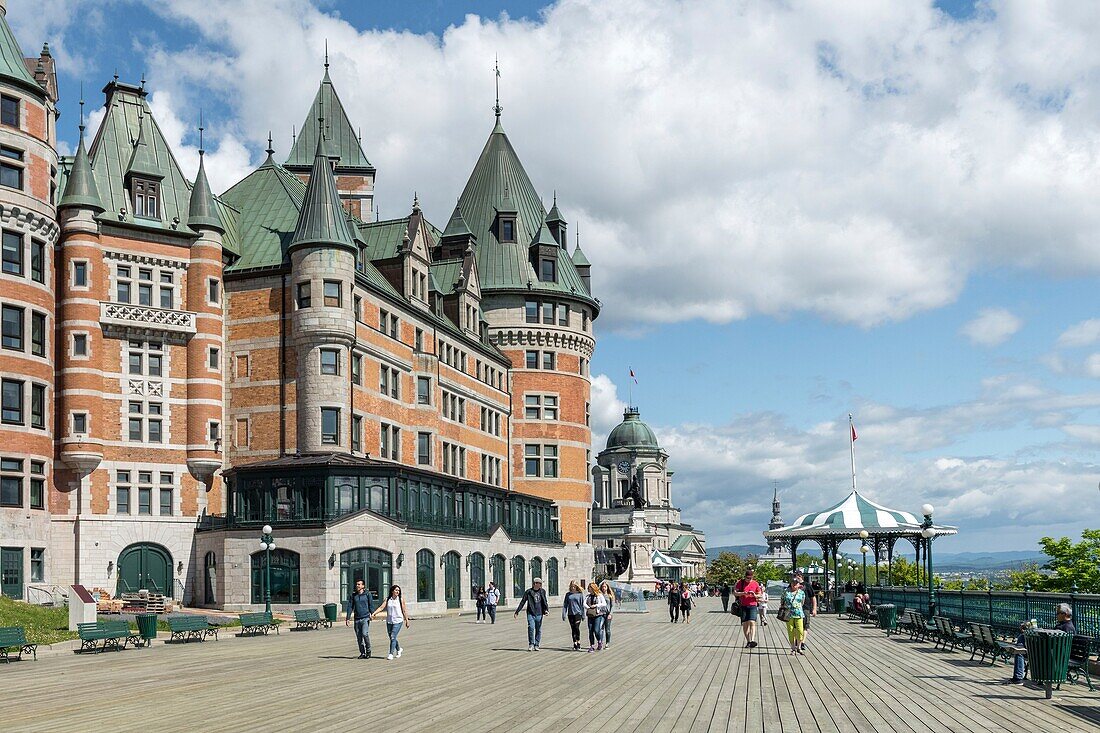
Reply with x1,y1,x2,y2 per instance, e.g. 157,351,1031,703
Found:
1,547,22,599
444,552,461,609
117,543,172,597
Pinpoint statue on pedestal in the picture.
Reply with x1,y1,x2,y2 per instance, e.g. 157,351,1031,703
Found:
626,475,645,510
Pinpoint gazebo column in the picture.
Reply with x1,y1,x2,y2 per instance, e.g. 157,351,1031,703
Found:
790,539,800,575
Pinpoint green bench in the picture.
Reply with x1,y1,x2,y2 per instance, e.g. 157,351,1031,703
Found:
0,626,37,663
293,608,331,630
77,620,140,654
166,615,219,643
967,622,1012,665
239,612,279,636
933,616,973,652
1062,635,1094,691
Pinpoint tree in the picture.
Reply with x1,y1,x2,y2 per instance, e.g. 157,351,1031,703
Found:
1038,530,1100,593
1002,562,1045,591
885,556,919,586
706,552,750,586
754,561,786,584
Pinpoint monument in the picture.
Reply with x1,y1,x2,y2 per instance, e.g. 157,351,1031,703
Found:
623,478,658,585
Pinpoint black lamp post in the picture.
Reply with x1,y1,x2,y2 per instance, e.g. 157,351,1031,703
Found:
920,504,935,617
258,524,275,614
859,530,869,588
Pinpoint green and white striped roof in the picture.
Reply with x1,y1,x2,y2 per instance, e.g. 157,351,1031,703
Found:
764,491,957,538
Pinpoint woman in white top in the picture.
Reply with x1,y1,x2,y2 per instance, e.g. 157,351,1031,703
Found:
584,582,609,652
371,584,411,660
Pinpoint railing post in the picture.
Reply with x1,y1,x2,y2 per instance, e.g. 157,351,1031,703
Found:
960,586,966,622
1023,583,1030,621
988,584,994,627
1070,582,1078,618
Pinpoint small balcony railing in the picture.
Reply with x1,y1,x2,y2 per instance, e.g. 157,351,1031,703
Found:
100,302,197,335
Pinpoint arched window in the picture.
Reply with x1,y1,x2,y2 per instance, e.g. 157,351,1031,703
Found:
512,555,526,598
469,552,486,598
204,551,217,605
250,549,300,604
417,549,436,602
444,551,461,609
530,556,543,584
340,547,392,603
492,553,507,602
546,558,559,596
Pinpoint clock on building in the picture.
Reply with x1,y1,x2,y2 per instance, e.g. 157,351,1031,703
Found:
616,460,631,475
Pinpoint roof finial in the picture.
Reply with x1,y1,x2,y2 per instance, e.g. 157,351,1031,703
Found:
140,71,146,91
113,68,119,83
292,125,296,146
78,83,85,134
198,109,205,156
413,191,420,212
493,54,502,118
318,99,325,138
266,131,274,157
324,39,329,70
357,126,362,144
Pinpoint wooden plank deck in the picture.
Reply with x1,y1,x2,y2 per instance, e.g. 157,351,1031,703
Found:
5,598,1100,732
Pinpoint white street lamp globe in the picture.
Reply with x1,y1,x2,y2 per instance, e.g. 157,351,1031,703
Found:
259,541,268,550
267,540,276,549
921,527,935,539
262,524,273,535
860,545,869,554
920,504,934,517
859,530,869,539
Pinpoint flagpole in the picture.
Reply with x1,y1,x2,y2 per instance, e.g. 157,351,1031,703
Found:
628,368,633,408
849,413,857,493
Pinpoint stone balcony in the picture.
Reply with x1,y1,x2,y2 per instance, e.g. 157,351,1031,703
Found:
100,301,197,338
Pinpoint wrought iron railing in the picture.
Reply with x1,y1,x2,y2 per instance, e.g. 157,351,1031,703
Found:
870,586,1100,638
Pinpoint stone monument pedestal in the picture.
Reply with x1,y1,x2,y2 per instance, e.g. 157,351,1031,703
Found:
624,510,657,585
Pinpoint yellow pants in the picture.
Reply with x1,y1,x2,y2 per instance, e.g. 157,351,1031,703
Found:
786,617,805,646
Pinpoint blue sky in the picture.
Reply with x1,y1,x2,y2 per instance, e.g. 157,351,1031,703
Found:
12,0,1100,553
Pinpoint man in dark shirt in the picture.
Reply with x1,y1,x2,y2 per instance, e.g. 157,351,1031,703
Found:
345,579,376,659
1009,603,1076,683
794,573,818,651
514,577,550,651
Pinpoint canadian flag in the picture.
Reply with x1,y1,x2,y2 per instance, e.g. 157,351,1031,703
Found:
851,423,858,442
629,369,637,384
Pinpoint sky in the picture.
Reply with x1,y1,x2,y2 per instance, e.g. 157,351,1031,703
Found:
10,0,1100,554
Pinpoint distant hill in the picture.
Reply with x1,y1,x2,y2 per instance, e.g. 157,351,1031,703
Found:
706,546,1046,572
707,545,769,561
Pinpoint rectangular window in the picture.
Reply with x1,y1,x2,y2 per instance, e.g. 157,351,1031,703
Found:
128,351,143,375
525,350,538,369
352,354,362,385
525,395,540,420
582,310,590,331
208,420,220,442
500,218,516,242
116,485,130,514
417,432,432,465
543,445,559,477
414,328,423,351
1,379,23,424
321,407,340,444
320,349,339,375
138,279,152,306
138,487,152,515
1,231,21,275
380,423,400,460
30,383,44,429
72,412,87,434
235,353,249,379
208,278,220,304
354,295,362,322
235,417,249,449
0,148,23,190
0,95,18,127
379,365,399,399
378,308,388,332
208,347,220,370
542,351,555,370
389,315,399,339
30,240,44,283
73,261,87,287
323,280,341,307
1,304,22,350
297,281,311,308
159,487,173,516
0,457,21,506
542,301,554,324
31,311,45,356
159,275,174,309
416,376,431,405
30,548,44,583
132,179,160,219
540,258,556,282
525,300,538,323
148,352,162,377
351,415,362,453
524,444,541,477
558,304,569,326
29,462,43,510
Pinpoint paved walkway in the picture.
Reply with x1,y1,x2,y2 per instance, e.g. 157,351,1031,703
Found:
6,598,1100,732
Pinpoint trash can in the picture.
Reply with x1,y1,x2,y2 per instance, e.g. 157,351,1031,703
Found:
835,597,847,615
135,613,158,647
1023,629,1072,699
877,604,897,633
323,603,338,624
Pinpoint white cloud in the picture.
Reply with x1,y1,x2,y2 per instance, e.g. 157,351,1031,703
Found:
1086,354,1100,378
1057,319,1100,348
589,373,627,444
30,0,1100,329
960,308,1023,347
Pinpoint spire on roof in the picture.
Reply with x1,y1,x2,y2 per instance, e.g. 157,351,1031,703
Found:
188,147,223,233
530,221,557,248
493,54,502,119
412,191,421,214
288,131,356,252
59,94,104,213
126,112,162,179
442,204,474,240
571,228,591,267
545,194,565,224
285,59,372,171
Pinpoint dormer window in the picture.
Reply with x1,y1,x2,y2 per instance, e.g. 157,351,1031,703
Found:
540,258,557,283
500,216,517,243
133,179,160,219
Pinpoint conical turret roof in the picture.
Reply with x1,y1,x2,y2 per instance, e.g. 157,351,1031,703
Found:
571,242,591,267
286,67,373,171
442,204,474,239
59,127,104,212
289,133,356,251
0,10,42,97
187,153,223,232
530,221,557,248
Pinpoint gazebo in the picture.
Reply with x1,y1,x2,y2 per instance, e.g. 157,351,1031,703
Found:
762,491,957,599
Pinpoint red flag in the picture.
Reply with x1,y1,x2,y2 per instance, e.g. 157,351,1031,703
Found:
629,369,637,384
851,423,858,442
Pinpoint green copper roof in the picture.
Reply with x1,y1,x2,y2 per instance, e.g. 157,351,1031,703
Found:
530,221,557,247
668,535,696,553
187,153,223,232
430,258,464,292
221,154,307,271
571,243,591,267
285,69,373,171
606,407,660,450
289,135,357,252
0,12,41,97
59,129,104,212
357,215,442,261
455,119,595,308
545,200,565,224
441,205,474,240
125,114,163,179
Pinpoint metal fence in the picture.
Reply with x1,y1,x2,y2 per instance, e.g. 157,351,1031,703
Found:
870,586,1100,638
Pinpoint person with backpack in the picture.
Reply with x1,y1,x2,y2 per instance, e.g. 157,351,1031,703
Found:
600,581,616,648
514,577,550,651
585,582,609,651
485,581,501,624
475,585,488,623
562,581,586,650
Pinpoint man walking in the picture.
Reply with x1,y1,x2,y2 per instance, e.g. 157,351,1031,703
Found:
345,579,376,659
514,577,550,651
733,568,762,648
485,581,501,624
793,572,817,651
720,583,731,614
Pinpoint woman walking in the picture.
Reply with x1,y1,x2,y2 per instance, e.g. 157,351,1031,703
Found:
680,582,695,624
371,584,411,660
562,581,586,650
667,582,680,623
782,578,806,655
599,581,615,648
475,585,488,624
585,582,609,652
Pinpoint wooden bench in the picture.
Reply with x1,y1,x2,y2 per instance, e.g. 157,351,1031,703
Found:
293,608,331,630
239,612,279,636
166,615,219,643
77,620,140,654
933,616,973,652
0,626,36,663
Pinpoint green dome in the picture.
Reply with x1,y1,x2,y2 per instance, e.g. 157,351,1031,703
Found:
606,407,659,450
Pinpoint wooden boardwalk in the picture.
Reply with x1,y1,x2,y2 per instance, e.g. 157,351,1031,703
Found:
6,598,1100,732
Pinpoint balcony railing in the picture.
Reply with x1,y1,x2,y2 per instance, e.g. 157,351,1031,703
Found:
100,302,197,335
